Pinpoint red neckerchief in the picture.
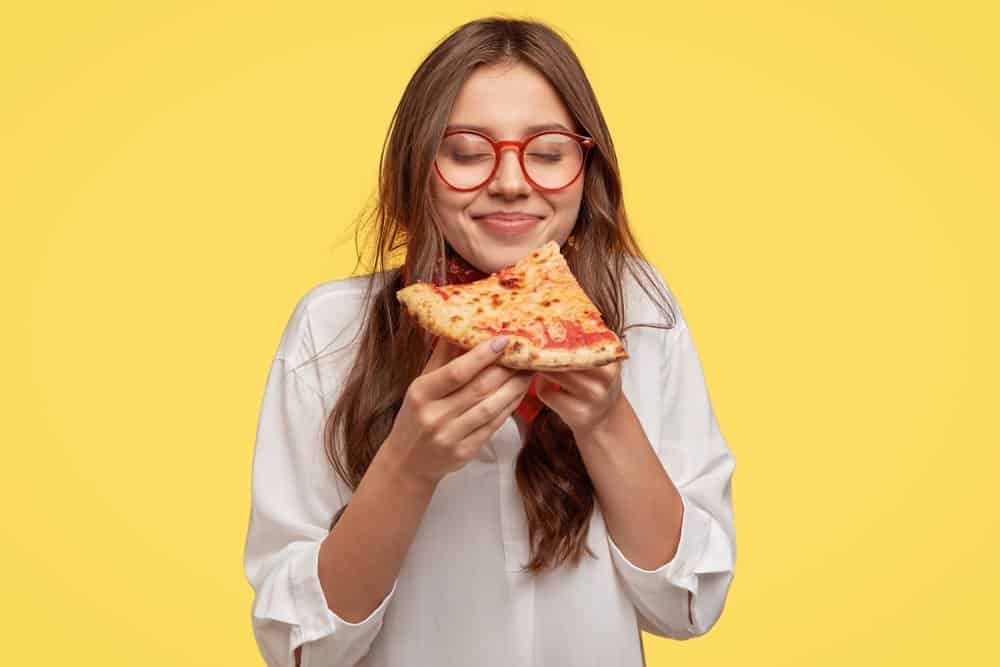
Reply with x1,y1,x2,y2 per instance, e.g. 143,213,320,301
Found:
401,246,552,429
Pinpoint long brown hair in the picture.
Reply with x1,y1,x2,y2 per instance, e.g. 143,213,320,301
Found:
300,17,676,574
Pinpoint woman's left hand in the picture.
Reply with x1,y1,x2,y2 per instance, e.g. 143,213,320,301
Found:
534,361,625,435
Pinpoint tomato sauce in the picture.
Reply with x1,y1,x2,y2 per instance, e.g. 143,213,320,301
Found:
474,316,615,350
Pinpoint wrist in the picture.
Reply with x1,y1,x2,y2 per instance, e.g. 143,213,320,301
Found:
580,393,630,448
378,434,440,495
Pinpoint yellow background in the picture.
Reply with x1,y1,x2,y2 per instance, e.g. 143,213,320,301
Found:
4,1,997,665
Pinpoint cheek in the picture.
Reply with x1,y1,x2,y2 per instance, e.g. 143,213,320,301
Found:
550,184,585,221
431,177,473,215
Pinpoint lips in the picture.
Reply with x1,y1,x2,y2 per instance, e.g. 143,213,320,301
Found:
474,213,545,222
474,213,543,235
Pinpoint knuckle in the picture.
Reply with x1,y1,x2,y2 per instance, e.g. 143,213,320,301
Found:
473,401,494,424
450,445,469,463
444,365,464,387
415,406,436,430
470,375,494,400
427,431,449,450
408,378,428,404
457,443,479,461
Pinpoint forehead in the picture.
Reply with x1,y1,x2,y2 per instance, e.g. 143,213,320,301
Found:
447,62,574,137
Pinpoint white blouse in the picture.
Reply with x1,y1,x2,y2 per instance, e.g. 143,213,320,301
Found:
243,261,736,666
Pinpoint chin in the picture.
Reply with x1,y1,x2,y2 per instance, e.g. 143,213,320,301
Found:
480,242,542,271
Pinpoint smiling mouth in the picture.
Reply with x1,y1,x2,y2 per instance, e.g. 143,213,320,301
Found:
472,213,544,223
474,214,544,234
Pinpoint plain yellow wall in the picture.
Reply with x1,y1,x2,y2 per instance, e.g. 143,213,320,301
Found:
3,2,998,664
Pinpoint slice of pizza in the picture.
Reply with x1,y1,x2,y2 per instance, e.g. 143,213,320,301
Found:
396,240,628,371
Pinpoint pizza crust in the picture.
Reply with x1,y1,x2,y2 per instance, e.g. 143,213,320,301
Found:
396,240,628,371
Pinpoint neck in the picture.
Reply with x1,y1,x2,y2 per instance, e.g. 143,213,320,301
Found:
444,246,489,285
402,244,489,287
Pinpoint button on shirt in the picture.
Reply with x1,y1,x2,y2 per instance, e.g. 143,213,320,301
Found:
242,261,736,666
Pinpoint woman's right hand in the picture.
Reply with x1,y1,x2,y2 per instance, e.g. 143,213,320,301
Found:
385,335,535,485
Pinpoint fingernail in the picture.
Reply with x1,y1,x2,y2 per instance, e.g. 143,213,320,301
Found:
490,335,510,352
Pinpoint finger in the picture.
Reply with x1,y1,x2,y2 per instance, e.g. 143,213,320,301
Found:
536,378,570,413
452,373,533,449
444,370,532,441
538,368,607,397
436,364,531,423
584,362,618,383
420,335,511,399
536,372,568,395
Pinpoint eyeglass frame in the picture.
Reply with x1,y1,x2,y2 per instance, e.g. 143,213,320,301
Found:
433,128,595,193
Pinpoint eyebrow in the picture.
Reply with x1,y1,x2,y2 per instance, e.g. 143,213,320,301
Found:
445,122,573,135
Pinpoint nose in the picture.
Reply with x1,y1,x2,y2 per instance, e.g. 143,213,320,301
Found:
487,146,531,197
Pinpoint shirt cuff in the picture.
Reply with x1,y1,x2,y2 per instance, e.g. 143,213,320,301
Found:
606,494,712,595
289,538,398,644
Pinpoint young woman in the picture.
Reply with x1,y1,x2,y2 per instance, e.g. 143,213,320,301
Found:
244,17,736,667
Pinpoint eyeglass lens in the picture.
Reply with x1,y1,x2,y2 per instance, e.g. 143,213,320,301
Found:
436,132,584,190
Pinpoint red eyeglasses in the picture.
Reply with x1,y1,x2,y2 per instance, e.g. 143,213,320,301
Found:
434,129,594,192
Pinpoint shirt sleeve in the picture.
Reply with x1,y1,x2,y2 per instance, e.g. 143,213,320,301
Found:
243,356,397,666
607,311,737,640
